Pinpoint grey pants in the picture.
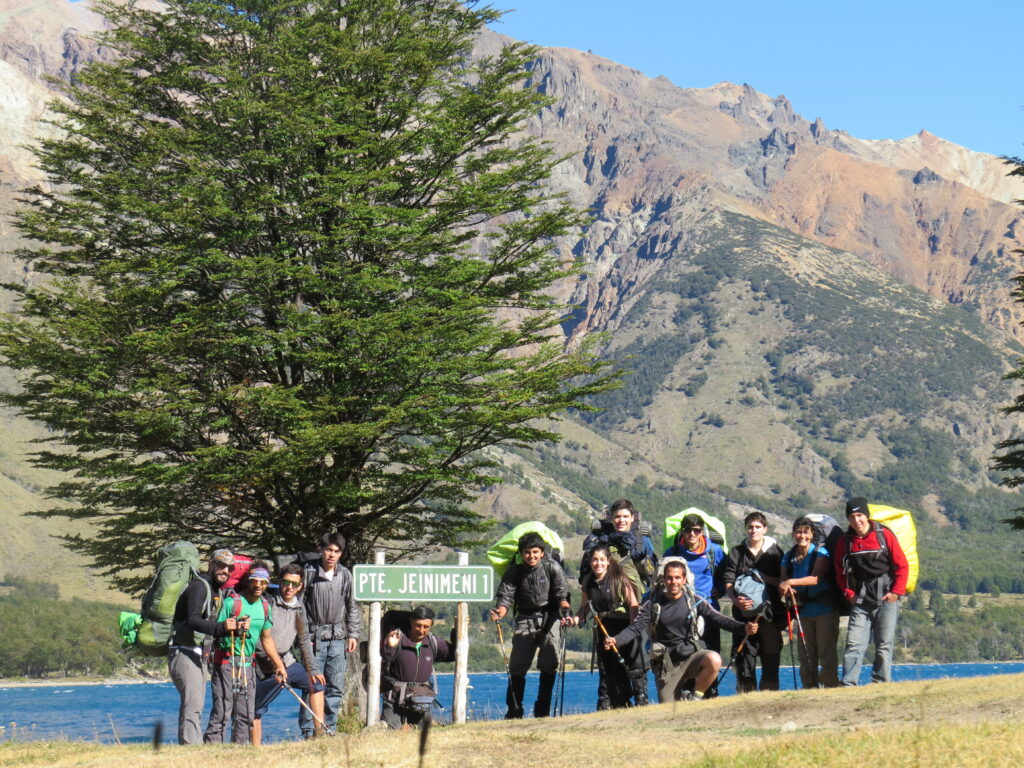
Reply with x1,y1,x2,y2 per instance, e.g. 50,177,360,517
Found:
204,661,256,744
508,614,561,675
168,647,207,745
795,609,840,688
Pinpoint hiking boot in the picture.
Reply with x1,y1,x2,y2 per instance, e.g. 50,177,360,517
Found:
534,672,557,718
313,726,327,740
505,675,526,719
677,691,697,702
629,675,649,707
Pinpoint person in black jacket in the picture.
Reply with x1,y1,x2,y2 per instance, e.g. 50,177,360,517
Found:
606,559,756,702
380,606,455,729
721,512,785,692
168,548,235,745
489,532,570,719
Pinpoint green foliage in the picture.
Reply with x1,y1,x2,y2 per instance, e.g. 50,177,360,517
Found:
0,575,128,677
994,156,1024,530
0,0,616,593
899,595,1024,662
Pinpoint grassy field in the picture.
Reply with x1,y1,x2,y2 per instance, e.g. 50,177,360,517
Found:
2,673,1023,767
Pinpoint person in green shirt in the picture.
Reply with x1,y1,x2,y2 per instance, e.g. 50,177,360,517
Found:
204,563,287,745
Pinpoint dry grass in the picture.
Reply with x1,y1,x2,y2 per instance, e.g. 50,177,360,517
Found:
3,673,1023,768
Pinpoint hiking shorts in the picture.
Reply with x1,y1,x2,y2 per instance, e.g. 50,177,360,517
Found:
652,646,714,703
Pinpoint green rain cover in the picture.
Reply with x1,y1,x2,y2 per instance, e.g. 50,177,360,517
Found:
487,521,565,577
134,541,200,656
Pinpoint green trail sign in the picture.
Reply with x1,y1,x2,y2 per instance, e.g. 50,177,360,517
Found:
353,564,494,602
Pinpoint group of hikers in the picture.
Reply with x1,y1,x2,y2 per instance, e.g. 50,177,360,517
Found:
158,495,911,744
490,496,910,718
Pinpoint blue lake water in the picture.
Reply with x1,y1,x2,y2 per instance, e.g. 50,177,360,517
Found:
2,662,1022,744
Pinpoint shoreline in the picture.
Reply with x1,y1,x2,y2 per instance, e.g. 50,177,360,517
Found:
0,677,168,689
4,659,1024,689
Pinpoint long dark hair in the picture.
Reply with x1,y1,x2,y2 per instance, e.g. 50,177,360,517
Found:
588,545,634,607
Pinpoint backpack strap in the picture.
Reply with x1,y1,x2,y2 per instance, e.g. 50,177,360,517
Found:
199,574,213,619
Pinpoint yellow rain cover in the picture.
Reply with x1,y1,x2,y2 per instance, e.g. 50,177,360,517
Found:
868,504,919,593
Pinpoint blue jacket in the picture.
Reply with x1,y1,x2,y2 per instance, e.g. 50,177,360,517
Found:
663,535,725,606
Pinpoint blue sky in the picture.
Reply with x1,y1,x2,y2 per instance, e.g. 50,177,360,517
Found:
490,1,1024,158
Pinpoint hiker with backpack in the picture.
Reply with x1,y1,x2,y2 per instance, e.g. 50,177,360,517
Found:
581,499,658,601
565,544,645,708
381,606,455,729
605,558,756,702
721,511,785,692
834,497,909,685
778,516,840,687
205,562,288,745
301,532,362,737
489,531,571,719
168,547,235,745
663,512,726,654
249,563,327,744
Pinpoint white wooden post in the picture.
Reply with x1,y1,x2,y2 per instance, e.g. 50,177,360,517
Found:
453,550,470,724
365,549,385,727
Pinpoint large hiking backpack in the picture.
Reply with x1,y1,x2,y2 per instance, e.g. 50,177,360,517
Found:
733,569,768,620
803,513,843,553
663,508,729,552
224,553,255,591
486,521,565,578
867,504,919,593
132,541,203,656
581,515,658,593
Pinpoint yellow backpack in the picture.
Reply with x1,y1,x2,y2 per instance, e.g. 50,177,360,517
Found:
867,504,920,593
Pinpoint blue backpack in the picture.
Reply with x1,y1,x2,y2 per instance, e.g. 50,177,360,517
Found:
733,569,768,619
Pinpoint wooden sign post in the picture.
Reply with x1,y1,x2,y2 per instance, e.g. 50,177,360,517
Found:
354,559,494,726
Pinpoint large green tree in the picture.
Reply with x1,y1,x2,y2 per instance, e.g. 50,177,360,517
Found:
994,160,1024,529
0,0,614,592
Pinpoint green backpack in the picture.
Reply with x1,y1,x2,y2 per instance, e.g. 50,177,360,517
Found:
486,521,565,578
663,507,729,552
128,542,205,656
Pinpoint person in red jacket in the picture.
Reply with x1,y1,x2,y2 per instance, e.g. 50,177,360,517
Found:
834,497,909,685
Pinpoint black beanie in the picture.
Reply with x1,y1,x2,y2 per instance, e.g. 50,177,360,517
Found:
845,497,869,518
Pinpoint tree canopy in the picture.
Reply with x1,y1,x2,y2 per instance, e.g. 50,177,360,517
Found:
994,157,1024,529
0,0,614,593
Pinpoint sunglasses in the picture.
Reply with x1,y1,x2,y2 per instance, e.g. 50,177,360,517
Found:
280,579,302,588
684,527,703,534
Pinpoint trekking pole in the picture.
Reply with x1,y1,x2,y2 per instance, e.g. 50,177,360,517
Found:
281,682,334,735
228,628,238,693
589,606,636,705
556,628,568,717
785,606,797,690
712,617,757,693
495,621,520,712
789,595,817,688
